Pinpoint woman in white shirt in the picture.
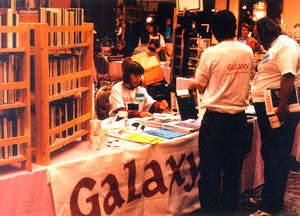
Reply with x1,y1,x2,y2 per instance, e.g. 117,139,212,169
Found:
109,58,168,118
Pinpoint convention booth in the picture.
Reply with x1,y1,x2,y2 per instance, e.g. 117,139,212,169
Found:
0,117,270,216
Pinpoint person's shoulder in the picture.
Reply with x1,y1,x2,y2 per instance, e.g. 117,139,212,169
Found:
232,40,253,53
112,82,123,90
271,35,299,53
278,34,298,46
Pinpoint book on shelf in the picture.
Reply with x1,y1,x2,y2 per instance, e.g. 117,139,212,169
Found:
0,54,21,105
0,8,8,48
0,111,22,159
18,8,40,23
39,8,84,46
264,86,300,128
0,9,19,49
49,97,81,145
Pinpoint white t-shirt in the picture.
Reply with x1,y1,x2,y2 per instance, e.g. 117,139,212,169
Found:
133,44,149,55
139,33,166,47
251,35,300,102
109,82,155,115
195,40,254,114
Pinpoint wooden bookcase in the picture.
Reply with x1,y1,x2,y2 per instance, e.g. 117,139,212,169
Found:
31,22,93,165
0,24,32,171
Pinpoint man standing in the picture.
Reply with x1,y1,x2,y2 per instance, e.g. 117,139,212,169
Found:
190,10,254,215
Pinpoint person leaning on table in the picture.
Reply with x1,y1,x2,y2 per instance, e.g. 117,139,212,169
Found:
189,10,254,215
109,57,168,118
250,17,300,216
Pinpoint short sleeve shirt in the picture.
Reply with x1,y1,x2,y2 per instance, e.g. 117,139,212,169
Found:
251,35,300,102
195,40,254,114
109,82,155,115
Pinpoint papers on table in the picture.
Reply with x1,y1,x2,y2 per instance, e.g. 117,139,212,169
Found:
164,119,201,134
122,133,165,144
143,128,185,139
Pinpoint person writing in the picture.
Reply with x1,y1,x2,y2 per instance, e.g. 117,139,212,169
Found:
190,10,253,215
250,17,300,216
109,58,168,118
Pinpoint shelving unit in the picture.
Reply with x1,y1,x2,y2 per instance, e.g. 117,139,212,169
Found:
31,22,93,165
185,37,210,75
170,8,185,88
0,24,32,171
170,8,211,89
117,5,143,40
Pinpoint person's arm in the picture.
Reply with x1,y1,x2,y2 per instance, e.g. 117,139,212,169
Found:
189,82,205,94
277,73,295,122
114,108,153,118
149,100,168,113
275,42,299,122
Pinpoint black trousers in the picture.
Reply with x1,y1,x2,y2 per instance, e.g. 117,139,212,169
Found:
254,102,299,213
198,110,250,213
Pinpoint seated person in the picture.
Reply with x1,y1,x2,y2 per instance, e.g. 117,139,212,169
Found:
109,58,168,118
133,32,150,55
95,85,112,120
111,40,127,57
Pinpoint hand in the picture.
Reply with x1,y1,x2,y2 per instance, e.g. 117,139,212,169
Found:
139,112,153,118
159,100,168,110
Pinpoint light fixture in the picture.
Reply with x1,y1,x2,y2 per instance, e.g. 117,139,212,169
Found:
253,1,266,21
242,5,247,10
146,16,153,24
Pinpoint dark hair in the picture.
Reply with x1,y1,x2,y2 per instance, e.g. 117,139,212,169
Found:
141,32,150,44
122,57,144,85
209,10,237,42
255,17,282,50
241,23,250,31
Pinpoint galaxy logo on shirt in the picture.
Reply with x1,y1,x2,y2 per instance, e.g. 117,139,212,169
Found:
227,63,250,74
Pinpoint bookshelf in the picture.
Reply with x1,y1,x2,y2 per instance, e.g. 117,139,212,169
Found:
185,37,210,75
31,22,93,165
0,24,32,171
170,8,185,88
170,8,211,89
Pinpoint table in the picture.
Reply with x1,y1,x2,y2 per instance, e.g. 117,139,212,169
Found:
0,131,200,216
0,117,293,216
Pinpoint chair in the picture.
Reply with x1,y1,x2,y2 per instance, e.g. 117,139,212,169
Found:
94,54,111,87
95,84,112,120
